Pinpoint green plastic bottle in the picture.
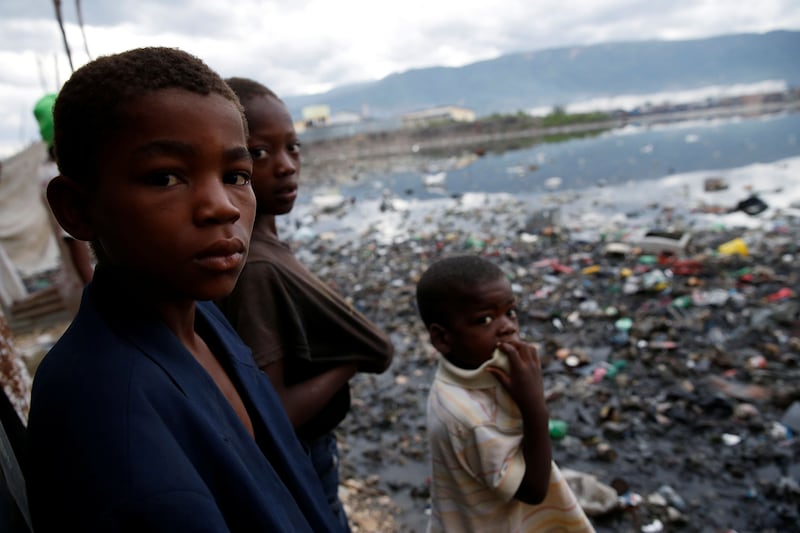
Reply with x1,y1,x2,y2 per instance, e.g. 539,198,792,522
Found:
548,419,568,439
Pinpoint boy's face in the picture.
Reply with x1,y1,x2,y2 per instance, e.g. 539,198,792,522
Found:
85,88,256,301
243,95,301,215
432,276,520,369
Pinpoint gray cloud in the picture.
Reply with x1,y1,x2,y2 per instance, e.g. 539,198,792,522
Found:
1,0,798,157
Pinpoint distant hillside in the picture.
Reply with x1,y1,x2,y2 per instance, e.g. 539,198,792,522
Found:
283,30,800,119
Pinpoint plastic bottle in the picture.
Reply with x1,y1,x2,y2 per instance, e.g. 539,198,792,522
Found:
548,419,568,439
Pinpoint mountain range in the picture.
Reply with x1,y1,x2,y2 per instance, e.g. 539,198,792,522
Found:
282,30,800,119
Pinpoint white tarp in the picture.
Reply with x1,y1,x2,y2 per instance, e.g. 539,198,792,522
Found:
0,141,60,281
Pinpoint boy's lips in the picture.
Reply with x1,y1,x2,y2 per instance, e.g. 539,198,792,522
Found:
194,239,246,271
275,184,298,202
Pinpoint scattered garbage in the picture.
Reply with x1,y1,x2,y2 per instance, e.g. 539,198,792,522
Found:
310,190,349,213
544,176,563,190
636,230,692,257
524,207,563,236
274,163,800,533
717,236,749,257
641,518,664,533
722,433,743,446
733,194,769,216
781,401,800,434
549,419,569,439
604,242,632,257
704,176,729,192
562,469,619,516
421,171,446,188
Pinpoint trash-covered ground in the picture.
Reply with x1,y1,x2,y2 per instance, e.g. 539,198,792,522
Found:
12,152,800,532
282,155,800,532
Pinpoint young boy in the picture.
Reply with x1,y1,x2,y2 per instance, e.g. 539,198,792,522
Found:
216,78,394,531
26,47,342,532
416,255,594,532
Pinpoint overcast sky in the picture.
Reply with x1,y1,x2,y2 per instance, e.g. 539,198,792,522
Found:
1,0,799,158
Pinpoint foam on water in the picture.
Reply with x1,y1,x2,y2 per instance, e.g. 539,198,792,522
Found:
283,155,800,246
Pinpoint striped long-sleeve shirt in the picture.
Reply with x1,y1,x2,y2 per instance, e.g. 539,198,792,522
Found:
426,352,595,532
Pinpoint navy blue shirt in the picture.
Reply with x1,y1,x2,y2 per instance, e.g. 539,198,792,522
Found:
27,267,341,532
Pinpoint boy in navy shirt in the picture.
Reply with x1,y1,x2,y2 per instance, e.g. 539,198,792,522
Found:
26,47,341,532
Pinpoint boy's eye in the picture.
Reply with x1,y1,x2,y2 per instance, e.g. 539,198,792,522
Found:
145,172,181,187
507,308,518,319
225,171,252,186
288,142,301,155
250,147,270,160
479,316,493,325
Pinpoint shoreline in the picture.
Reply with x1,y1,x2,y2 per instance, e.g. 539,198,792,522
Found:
298,100,800,188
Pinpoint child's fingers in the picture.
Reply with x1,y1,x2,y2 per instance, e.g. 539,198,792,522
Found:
492,342,545,403
499,340,538,367
485,367,511,389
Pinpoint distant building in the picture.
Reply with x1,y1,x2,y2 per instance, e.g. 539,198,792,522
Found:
400,105,476,128
294,120,308,134
295,107,365,134
328,110,363,126
301,104,331,128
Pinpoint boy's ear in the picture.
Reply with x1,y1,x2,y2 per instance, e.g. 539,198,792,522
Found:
428,323,451,355
46,175,96,242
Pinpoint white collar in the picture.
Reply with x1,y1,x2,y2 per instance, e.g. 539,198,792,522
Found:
436,349,509,389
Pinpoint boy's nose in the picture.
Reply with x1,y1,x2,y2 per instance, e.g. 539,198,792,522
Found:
194,178,240,224
275,151,298,176
497,316,518,338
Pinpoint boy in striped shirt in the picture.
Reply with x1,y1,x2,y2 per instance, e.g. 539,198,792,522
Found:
416,255,594,532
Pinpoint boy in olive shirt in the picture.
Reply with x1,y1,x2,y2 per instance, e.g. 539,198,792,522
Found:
218,77,393,531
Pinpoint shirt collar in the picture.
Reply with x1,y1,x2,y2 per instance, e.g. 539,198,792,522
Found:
436,349,510,389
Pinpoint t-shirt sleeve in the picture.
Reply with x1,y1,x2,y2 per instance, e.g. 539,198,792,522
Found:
300,269,394,373
220,262,307,368
456,423,526,503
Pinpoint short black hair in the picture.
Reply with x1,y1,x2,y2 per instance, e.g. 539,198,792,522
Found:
53,46,244,184
416,255,506,327
225,77,280,106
